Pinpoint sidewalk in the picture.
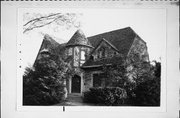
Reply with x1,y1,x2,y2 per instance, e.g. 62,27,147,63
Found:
55,93,95,106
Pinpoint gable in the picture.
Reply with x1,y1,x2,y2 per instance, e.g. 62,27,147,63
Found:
82,27,148,68
34,34,66,64
91,39,119,60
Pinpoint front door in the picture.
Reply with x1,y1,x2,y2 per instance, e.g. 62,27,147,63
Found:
71,75,81,93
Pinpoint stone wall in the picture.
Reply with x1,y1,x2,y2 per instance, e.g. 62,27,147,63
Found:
83,71,92,92
83,69,103,92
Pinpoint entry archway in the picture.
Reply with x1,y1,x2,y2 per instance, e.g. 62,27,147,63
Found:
71,75,81,93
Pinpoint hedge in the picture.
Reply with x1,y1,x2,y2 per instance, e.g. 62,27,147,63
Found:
83,87,127,106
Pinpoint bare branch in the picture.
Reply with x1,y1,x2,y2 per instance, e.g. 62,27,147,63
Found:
24,13,62,26
23,13,81,34
23,16,60,33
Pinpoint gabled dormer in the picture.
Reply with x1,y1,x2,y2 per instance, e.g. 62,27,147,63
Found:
89,38,119,61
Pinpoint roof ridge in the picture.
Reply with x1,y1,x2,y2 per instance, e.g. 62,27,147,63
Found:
44,34,60,44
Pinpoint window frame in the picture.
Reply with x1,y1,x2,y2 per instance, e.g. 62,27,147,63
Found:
79,47,86,66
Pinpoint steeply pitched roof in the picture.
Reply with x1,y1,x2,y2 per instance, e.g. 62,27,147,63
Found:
82,27,138,68
42,34,61,49
66,29,93,48
87,27,136,55
35,27,143,68
34,34,66,64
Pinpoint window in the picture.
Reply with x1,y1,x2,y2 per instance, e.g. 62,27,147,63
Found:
99,51,102,58
93,73,105,87
98,47,106,59
93,74,102,87
81,50,85,60
80,49,86,66
80,60,85,66
73,47,79,67
102,48,106,57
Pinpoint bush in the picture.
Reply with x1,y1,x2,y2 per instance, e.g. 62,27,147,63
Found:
83,87,127,106
23,72,65,105
131,77,160,106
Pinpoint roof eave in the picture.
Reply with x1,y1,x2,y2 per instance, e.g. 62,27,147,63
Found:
81,64,112,68
66,44,94,48
102,38,119,52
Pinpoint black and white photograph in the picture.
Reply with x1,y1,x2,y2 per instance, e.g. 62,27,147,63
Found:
19,9,166,107
1,1,179,118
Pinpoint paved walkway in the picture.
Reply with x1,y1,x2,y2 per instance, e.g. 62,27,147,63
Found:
55,93,95,106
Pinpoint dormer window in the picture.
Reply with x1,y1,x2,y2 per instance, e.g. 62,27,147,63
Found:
102,48,106,57
93,55,97,60
98,47,106,59
99,51,102,58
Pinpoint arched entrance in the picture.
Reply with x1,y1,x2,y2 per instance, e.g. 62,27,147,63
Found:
71,75,81,93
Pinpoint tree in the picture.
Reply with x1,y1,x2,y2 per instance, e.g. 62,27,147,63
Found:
102,58,129,88
130,61,161,106
102,55,159,105
23,13,82,33
23,54,73,105
132,76,160,106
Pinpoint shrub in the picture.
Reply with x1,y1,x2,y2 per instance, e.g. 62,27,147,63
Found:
131,77,160,106
23,55,71,105
83,87,127,106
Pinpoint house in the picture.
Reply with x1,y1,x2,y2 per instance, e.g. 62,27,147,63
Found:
35,27,149,95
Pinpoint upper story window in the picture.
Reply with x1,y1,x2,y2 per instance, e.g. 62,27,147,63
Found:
102,48,106,57
93,55,97,60
80,47,89,66
73,47,79,67
81,50,85,60
99,51,102,58
80,50,86,66
98,47,106,59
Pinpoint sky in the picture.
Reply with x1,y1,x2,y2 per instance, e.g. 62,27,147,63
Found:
21,8,166,69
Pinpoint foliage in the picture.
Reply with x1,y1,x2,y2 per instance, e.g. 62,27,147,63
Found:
130,61,161,106
83,87,127,106
131,76,160,106
23,54,73,105
102,58,128,87
101,55,161,106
